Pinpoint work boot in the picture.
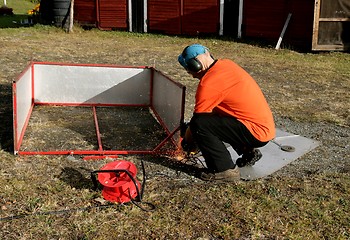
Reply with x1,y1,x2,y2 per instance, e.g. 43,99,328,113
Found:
236,148,262,168
200,166,240,182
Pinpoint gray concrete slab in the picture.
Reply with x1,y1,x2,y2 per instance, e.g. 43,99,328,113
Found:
197,128,320,180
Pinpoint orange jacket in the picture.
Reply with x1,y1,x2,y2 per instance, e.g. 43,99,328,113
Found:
194,59,275,142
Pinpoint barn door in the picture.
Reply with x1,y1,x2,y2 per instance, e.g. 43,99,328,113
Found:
312,0,350,50
97,0,128,30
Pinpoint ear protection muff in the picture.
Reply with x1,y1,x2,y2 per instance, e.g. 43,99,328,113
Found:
186,58,203,73
180,46,203,73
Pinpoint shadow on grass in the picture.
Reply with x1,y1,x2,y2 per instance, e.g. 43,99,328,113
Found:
0,83,13,152
57,155,204,192
57,167,93,190
141,155,204,179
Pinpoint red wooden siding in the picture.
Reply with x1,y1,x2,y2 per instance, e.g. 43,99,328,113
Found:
98,0,128,30
148,0,181,34
74,0,96,26
71,0,322,50
284,0,314,49
147,0,219,35
182,0,219,35
243,0,314,49
243,0,287,39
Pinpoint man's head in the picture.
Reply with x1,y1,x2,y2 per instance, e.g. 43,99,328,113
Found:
178,44,207,72
178,44,214,79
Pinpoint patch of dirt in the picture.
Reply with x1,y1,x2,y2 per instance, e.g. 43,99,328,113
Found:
21,105,171,153
272,116,350,177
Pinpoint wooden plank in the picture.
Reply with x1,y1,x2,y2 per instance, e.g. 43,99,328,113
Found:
319,17,350,22
69,0,74,32
312,0,321,50
312,44,348,51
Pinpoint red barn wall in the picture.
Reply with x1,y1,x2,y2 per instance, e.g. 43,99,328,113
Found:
74,0,96,26
242,0,315,49
72,0,317,50
147,0,219,35
97,0,128,30
182,0,219,35
74,0,128,30
148,0,181,34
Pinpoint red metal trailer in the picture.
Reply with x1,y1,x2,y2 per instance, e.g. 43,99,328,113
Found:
13,62,185,156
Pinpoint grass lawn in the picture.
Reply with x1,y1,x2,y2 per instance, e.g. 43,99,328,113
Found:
0,0,36,27
0,1,349,239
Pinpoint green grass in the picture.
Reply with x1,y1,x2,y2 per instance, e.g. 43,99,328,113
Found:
2,0,36,14
0,0,36,28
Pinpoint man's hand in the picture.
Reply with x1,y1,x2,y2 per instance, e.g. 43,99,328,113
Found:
180,122,189,138
180,126,198,153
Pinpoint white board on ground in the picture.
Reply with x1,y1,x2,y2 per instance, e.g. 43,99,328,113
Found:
196,128,319,180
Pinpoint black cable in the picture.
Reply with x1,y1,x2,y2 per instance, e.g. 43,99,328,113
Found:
140,160,146,199
183,152,206,168
90,160,156,211
127,160,156,212
1,160,156,221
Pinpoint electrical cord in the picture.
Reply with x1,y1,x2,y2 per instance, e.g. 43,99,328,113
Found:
1,161,155,221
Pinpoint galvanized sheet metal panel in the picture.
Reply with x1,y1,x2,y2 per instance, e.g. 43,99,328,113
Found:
33,64,151,105
195,128,319,180
13,62,186,155
152,69,185,141
13,65,33,150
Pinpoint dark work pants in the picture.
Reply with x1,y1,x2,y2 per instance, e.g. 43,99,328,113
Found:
190,113,268,172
